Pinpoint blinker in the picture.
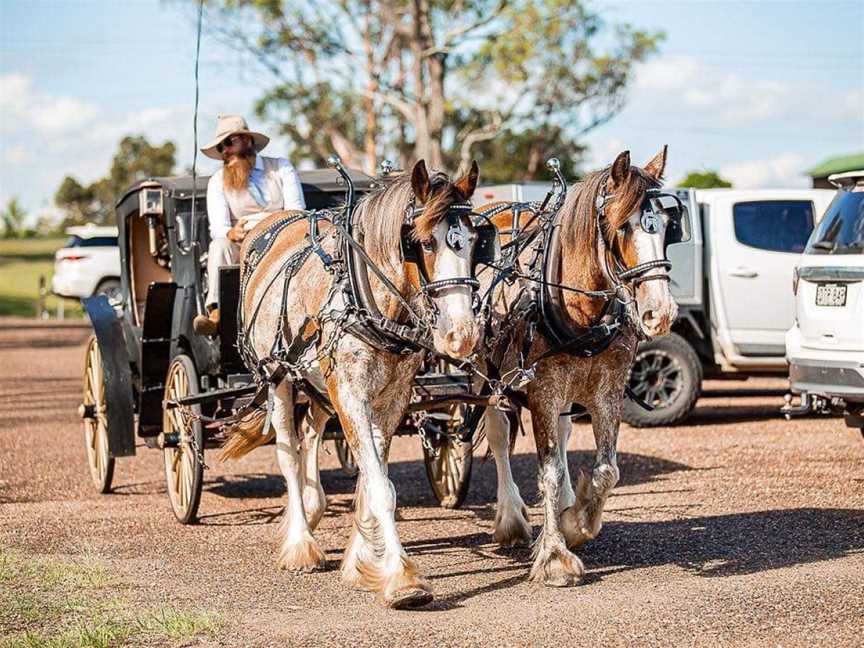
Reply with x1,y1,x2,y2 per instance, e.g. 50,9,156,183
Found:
640,190,691,247
447,226,466,251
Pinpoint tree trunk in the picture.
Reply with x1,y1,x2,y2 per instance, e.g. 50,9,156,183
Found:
409,1,431,164
362,12,378,174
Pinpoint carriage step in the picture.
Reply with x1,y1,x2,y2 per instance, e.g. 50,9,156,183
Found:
164,384,257,409
413,372,472,397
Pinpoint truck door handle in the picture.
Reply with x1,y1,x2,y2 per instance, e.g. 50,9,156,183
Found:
728,267,759,278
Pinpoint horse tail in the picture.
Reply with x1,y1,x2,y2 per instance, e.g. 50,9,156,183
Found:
218,409,274,461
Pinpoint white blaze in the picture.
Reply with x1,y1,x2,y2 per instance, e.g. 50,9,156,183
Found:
430,218,478,358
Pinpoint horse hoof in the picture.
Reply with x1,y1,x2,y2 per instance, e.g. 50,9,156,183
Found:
560,506,591,550
383,586,434,609
277,535,327,573
560,505,602,550
493,505,533,547
529,546,584,588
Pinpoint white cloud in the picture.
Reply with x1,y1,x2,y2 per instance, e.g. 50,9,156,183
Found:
585,137,627,171
0,73,98,134
633,56,792,125
0,73,201,213
1,144,34,163
720,153,810,189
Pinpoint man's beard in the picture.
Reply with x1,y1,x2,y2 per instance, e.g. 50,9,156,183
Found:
222,150,256,192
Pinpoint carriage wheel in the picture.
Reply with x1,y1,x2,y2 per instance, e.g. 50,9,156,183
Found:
420,405,477,509
162,354,204,524
81,336,115,494
334,437,359,478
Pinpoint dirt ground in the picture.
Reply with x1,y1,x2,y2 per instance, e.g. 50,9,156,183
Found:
1,321,863,647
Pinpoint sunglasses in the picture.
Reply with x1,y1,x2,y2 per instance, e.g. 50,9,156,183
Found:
217,135,247,153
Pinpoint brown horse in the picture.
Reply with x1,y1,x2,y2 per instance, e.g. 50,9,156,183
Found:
223,161,483,608
478,148,678,585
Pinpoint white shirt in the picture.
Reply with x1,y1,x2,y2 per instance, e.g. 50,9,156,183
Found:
206,154,306,240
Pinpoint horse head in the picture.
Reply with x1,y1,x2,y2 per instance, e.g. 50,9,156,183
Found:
591,147,680,338
406,160,484,358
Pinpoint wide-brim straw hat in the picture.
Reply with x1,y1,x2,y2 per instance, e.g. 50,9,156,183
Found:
201,114,269,160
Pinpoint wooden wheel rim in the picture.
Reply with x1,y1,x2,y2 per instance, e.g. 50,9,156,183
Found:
428,435,469,505
423,404,473,509
162,357,202,519
82,337,111,489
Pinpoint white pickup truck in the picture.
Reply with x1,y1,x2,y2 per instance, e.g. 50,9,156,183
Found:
477,183,835,426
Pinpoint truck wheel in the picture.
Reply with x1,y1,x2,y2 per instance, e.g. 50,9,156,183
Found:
623,332,702,427
94,278,121,303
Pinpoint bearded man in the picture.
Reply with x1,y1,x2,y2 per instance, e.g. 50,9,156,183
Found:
193,114,306,335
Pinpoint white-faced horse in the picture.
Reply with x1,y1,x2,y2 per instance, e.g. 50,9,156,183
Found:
222,160,487,608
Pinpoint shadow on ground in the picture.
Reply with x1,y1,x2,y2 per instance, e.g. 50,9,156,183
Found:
202,448,691,509
415,506,864,608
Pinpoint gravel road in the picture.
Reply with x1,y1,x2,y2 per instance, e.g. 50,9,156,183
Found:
1,322,862,647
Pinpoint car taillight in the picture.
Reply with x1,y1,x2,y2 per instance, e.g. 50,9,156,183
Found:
792,266,800,295
62,254,89,261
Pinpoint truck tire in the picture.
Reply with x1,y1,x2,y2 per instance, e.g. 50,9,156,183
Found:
623,332,702,428
94,278,121,303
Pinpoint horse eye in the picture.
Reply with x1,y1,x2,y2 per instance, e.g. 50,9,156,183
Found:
421,239,435,252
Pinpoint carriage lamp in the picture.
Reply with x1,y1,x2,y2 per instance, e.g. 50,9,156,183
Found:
139,188,165,256
140,188,164,216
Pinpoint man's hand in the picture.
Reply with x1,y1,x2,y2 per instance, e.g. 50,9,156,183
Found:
226,218,248,243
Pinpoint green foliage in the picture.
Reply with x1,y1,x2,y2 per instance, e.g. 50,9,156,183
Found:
0,238,84,318
209,0,662,179
469,127,584,184
679,170,733,189
0,548,222,648
54,135,175,226
1,198,29,239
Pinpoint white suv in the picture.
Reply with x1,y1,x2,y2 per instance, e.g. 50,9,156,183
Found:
785,170,864,435
52,224,122,300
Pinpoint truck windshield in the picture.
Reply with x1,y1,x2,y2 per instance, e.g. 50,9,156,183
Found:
66,236,119,248
805,190,864,255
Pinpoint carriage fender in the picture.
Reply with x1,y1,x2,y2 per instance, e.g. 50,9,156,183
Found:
82,295,136,457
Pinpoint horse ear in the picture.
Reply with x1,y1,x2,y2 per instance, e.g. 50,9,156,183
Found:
644,145,668,181
411,160,431,203
454,160,479,199
610,150,631,187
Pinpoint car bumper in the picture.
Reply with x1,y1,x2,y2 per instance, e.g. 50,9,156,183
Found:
51,270,95,299
786,327,864,401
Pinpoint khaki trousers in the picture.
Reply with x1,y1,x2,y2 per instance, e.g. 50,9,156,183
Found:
205,238,240,307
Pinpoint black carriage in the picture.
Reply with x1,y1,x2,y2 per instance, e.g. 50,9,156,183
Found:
79,166,481,524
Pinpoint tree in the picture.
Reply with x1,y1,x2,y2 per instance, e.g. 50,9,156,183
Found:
679,170,732,189
206,0,662,176
1,198,27,239
55,135,176,226
54,177,95,227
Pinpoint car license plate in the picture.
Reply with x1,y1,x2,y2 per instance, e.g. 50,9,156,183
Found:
815,283,847,307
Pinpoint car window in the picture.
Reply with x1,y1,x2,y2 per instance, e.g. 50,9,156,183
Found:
66,236,118,248
732,201,814,253
805,190,864,255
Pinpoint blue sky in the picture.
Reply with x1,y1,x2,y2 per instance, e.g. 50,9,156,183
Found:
1,0,862,222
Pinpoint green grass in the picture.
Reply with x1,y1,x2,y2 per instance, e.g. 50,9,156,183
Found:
0,238,83,318
0,548,223,648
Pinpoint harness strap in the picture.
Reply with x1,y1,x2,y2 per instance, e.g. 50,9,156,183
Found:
330,219,425,326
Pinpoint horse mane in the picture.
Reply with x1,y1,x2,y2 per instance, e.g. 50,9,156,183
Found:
353,170,457,273
560,164,661,278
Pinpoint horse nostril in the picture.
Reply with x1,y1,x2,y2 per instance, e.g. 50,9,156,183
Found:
445,328,476,357
641,310,657,327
